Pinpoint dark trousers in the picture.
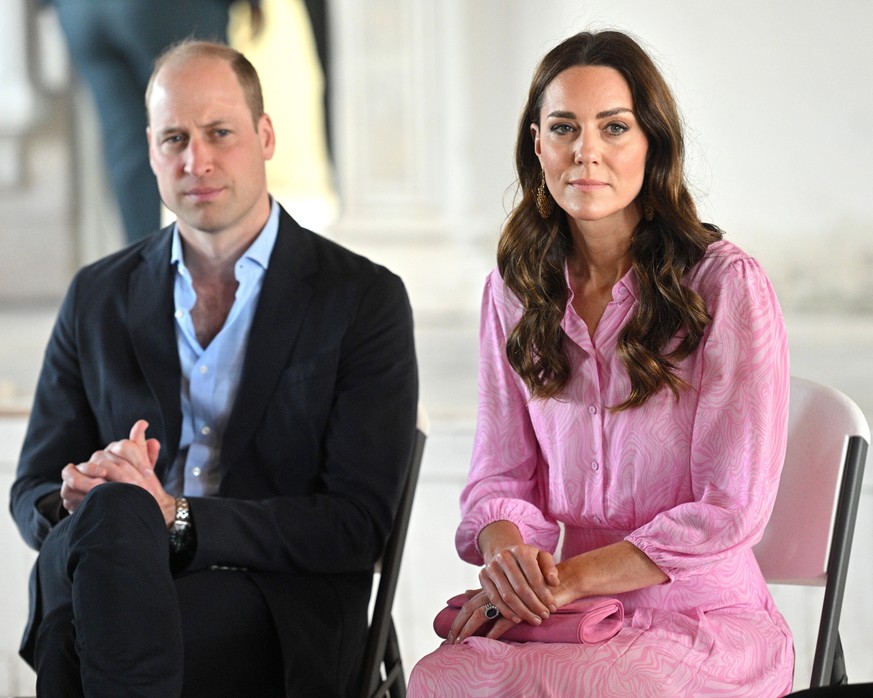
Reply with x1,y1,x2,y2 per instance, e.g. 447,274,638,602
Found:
52,0,231,243
33,483,283,697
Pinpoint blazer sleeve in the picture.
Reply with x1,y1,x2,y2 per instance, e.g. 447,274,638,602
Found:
9,273,101,551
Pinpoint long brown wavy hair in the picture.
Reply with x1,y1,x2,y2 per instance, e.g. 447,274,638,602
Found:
499,30,722,409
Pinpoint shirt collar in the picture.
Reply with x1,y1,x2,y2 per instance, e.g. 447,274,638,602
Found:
170,198,281,271
562,259,640,305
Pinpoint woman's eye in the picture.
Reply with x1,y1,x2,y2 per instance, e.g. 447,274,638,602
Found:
605,122,629,135
550,123,574,134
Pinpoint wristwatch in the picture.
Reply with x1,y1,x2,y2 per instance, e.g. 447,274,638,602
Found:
168,496,194,554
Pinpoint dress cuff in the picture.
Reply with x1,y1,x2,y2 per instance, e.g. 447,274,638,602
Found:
456,497,560,565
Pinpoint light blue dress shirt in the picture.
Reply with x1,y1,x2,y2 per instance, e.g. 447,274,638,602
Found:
165,200,280,497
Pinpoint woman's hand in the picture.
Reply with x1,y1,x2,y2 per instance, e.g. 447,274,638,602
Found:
446,588,518,644
447,569,581,644
479,542,559,625
447,520,563,643
447,532,671,644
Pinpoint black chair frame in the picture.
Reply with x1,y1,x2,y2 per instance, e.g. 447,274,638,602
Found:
810,434,867,687
359,424,427,698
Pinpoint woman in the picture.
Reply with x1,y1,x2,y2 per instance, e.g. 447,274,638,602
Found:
409,30,793,696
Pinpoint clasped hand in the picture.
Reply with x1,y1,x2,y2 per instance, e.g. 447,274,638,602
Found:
60,419,175,524
447,542,564,644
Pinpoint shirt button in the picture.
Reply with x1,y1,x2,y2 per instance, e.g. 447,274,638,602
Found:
174,310,184,319
590,461,599,471
201,426,211,436
588,405,597,415
199,365,208,375
192,467,202,477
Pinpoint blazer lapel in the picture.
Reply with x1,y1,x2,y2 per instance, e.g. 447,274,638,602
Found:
127,230,183,478
219,210,318,473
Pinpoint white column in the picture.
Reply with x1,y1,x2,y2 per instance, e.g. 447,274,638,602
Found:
328,0,508,316
0,0,41,188
330,0,448,238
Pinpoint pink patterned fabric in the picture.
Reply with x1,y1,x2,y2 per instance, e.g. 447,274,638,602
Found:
409,240,794,697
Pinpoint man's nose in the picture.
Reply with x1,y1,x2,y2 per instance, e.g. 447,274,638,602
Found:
183,138,213,176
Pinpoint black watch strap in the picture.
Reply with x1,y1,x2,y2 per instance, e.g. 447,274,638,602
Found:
169,497,194,555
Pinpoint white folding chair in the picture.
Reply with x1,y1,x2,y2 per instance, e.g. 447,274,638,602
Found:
754,377,869,689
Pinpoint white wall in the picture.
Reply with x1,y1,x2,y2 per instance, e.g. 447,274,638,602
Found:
467,1,873,313
3,0,871,310
0,417,38,695
333,0,873,316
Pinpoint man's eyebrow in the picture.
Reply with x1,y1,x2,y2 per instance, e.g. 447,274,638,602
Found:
545,107,634,119
200,119,233,129
156,119,233,135
155,124,185,135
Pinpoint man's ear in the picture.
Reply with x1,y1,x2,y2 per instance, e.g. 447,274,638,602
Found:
258,113,276,161
146,127,157,174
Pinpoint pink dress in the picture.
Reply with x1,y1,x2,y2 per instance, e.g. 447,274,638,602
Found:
409,240,794,697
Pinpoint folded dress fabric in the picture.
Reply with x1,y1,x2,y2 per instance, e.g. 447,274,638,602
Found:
433,594,624,644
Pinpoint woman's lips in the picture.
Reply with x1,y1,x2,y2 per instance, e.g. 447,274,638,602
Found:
568,179,608,192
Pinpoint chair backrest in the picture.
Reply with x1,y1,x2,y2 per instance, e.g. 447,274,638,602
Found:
753,376,869,687
755,377,869,582
359,405,428,698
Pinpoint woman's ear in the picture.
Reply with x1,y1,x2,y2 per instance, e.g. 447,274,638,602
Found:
530,122,541,157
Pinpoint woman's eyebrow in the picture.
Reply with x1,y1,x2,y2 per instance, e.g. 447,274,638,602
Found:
545,107,634,120
597,107,634,118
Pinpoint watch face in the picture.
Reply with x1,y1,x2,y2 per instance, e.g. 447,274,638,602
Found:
169,524,193,553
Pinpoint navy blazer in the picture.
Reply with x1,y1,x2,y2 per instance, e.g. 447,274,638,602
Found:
10,207,419,688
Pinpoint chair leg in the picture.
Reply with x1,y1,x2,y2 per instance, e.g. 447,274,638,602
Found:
386,620,406,698
830,634,848,686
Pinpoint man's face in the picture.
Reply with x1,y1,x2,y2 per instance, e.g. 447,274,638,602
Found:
147,56,275,239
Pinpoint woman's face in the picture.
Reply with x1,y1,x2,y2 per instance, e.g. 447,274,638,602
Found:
531,65,648,234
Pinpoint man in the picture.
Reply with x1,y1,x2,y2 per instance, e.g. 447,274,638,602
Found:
48,0,259,243
10,41,418,696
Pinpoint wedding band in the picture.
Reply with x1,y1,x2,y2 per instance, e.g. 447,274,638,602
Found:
484,602,500,620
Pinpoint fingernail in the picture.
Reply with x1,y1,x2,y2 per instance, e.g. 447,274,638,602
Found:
532,616,542,625
512,616,521,624
549,604,557,613
541,611,550,620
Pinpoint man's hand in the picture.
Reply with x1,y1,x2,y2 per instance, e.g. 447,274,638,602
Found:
60,420,175,525
60,460,107,514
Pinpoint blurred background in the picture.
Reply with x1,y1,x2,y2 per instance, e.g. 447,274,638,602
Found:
1,0,871,693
